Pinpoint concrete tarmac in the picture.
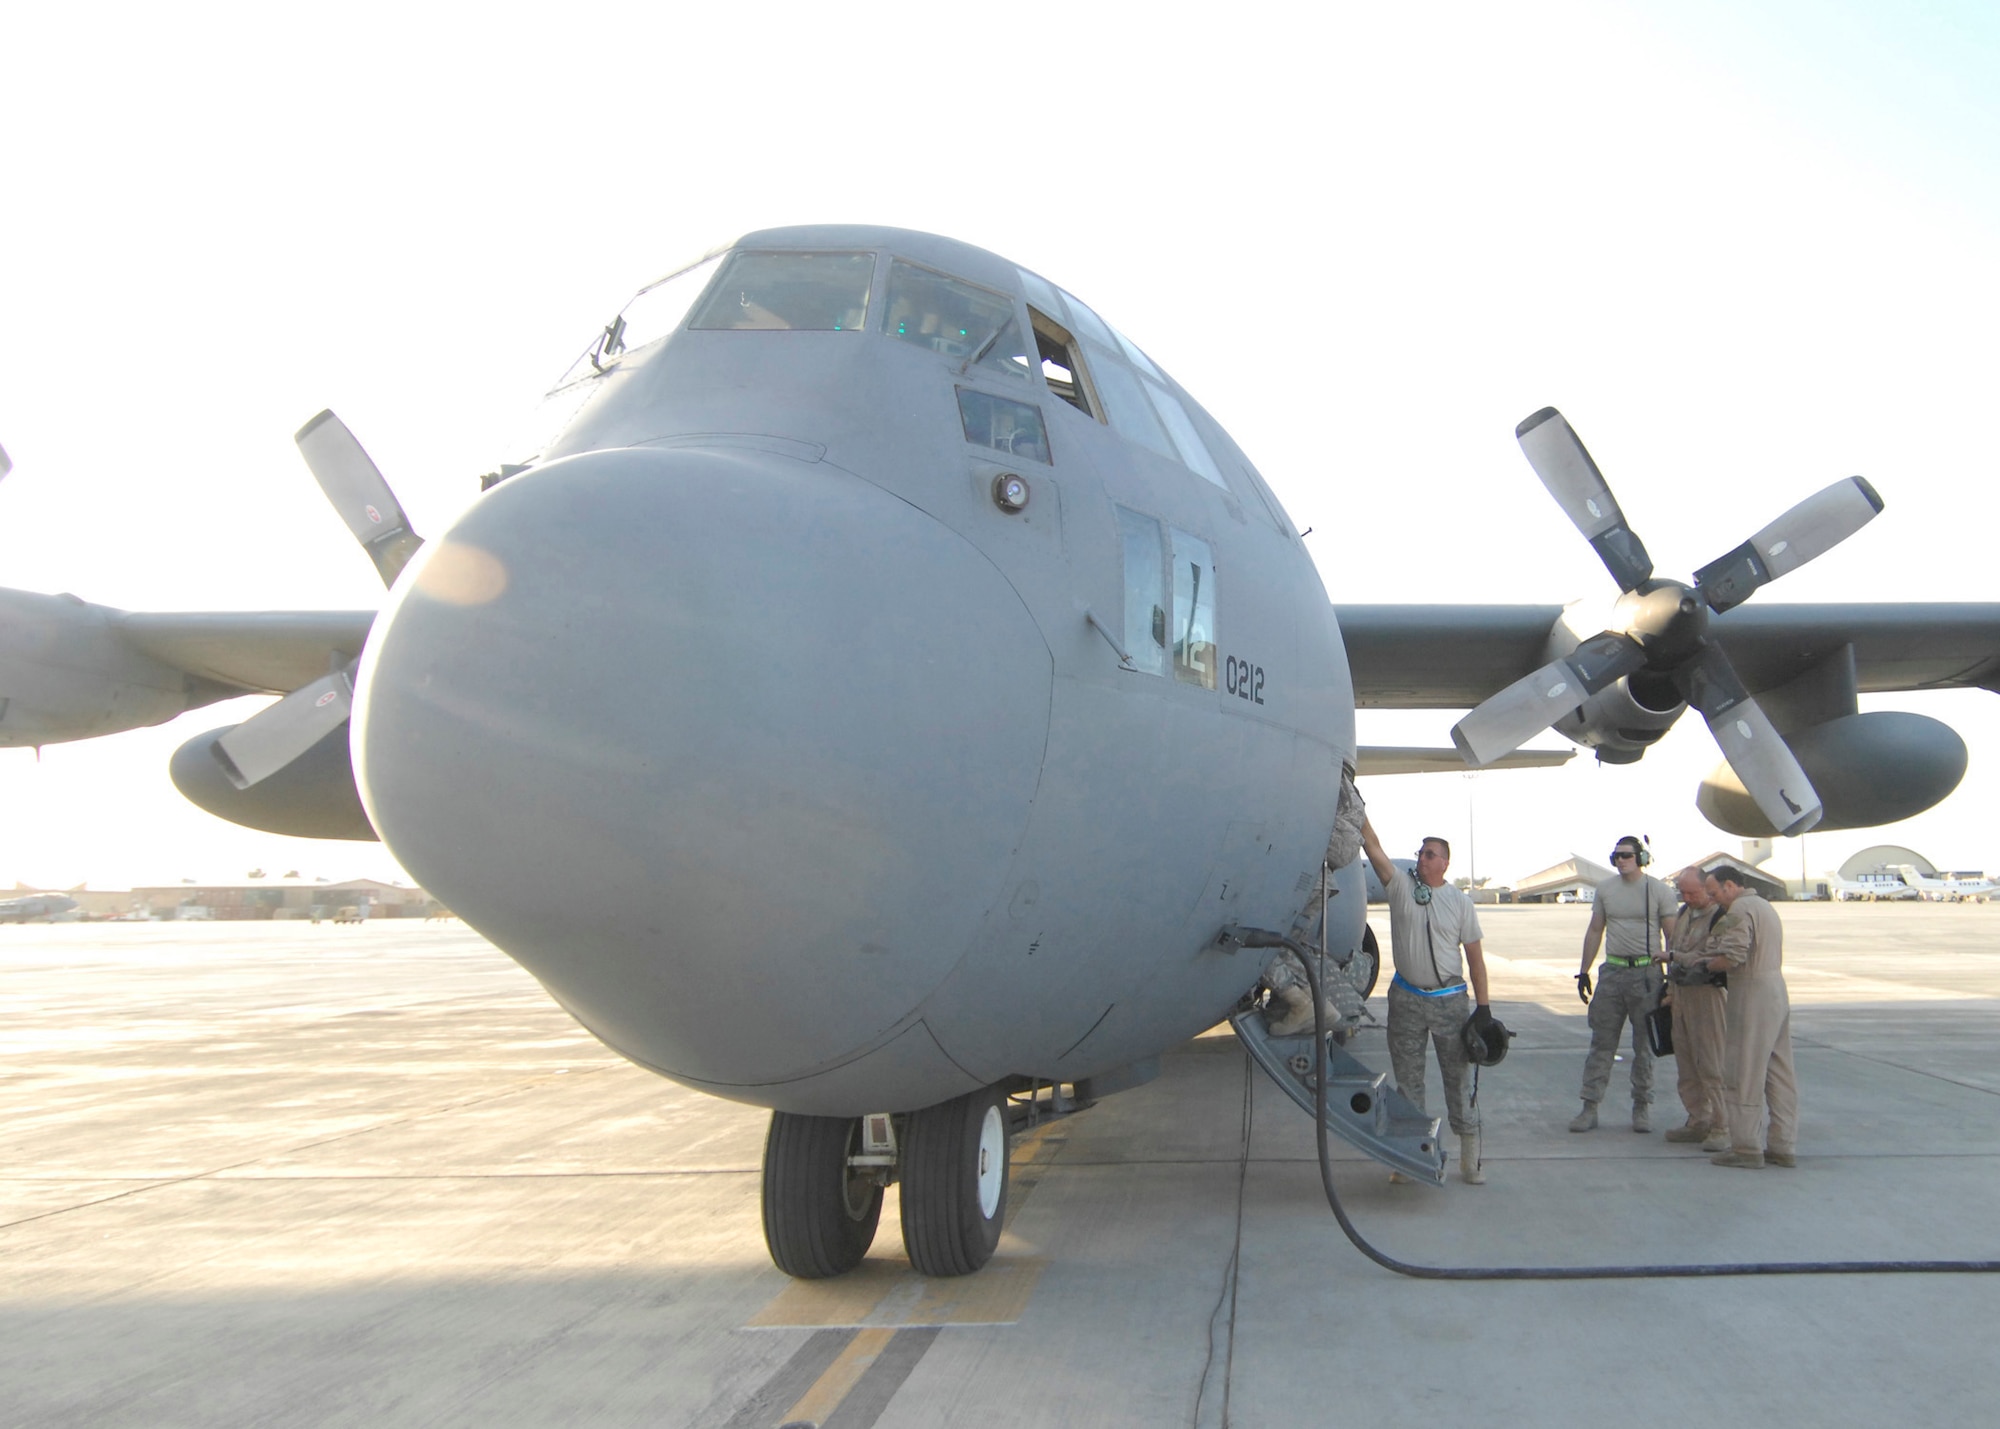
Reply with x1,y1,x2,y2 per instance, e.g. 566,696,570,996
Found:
4,905,1999,1427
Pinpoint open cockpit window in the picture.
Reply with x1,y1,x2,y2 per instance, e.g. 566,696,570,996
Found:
688,251,873,331
884,262,1029,379
1029,310,1094,417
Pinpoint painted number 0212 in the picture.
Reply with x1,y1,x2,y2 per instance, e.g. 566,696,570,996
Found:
1225,655,1265,705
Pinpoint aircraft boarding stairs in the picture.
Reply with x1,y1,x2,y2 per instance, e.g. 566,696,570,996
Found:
1228,956,1447,1185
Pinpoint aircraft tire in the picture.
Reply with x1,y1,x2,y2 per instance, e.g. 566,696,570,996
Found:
900,1085,1009,1277
1353,924,1382,999
760,1111,882,1279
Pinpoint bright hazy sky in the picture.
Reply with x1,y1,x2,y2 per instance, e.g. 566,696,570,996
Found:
3,2,1997,890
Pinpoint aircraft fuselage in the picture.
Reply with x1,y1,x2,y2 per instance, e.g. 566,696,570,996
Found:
352,227,1358,1115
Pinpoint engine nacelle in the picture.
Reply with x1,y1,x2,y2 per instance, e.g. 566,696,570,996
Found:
170,723,377,841
1696,711,1966,836
1552,671,1686,765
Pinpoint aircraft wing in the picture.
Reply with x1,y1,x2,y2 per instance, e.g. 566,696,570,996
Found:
1337,601,2000,835
1336,603,2000,707
113,610,376,695
1356,746,1572,776
0,591,375,749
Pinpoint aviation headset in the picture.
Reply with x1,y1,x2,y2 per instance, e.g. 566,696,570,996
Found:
1462,1009,1512,1067
1611,835,1652,868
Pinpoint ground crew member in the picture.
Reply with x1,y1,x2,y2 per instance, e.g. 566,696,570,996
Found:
1569,835,1675,1133
1702,868,1798,1168
1663,866,1730,1152
1360,815,1496,1184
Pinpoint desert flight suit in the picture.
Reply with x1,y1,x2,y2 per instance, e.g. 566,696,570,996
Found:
1710,892,1798,1158
1666,902,1728,1134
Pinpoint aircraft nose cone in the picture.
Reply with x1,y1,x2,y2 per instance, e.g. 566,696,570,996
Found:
354,445,1051,1093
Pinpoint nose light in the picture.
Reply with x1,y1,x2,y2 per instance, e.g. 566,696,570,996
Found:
992,472,1030,513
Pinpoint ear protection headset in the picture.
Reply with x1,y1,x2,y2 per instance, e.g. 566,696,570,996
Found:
1611,835,1652,868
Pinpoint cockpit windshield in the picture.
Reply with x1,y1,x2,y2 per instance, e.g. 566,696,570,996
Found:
882,261,1029,380
688,251,873,331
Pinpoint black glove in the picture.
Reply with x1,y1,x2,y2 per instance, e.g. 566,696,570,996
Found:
1575,971,1593,1004
1471,1003,1497,1030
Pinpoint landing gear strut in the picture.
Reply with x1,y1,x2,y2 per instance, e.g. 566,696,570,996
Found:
761,1112,883,1279
900,1084,1010,1277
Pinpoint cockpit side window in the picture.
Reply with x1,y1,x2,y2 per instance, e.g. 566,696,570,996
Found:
884,261,1029,380
1029,310,1095,418
688,251,873,331
1171,527,1218,689
1116,507,1167,677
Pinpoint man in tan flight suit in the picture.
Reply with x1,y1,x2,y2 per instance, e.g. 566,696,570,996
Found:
1701,868,1798,1169
1663,867,1729,1153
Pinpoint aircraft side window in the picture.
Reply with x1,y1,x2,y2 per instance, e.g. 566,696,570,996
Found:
1171,527,1218,690
687,251,873,331
1029,309,1096,419
956,388,1050,465
1016,267,1065,320
1112,325,1163,381
550,253,726,389
883,261,1029,379
1143,380,1228,489
1059,288,1118,350
1084,344,1176,461
1116,507,1167,677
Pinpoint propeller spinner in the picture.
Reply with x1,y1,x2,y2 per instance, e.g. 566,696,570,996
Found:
1451,408,1883,837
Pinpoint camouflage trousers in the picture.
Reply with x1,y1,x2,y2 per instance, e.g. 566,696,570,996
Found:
1387,981,1477,1134
1580,964,1662,1107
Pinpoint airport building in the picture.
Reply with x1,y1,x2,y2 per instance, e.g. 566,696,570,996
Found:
0,878,438,921
129,877,433,920
1509,854,1617,903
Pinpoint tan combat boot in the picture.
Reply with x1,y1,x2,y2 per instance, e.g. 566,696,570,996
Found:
1460,1132,1485,1184
1568,1102,1598,1132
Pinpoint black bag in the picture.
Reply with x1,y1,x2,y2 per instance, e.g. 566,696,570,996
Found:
1645,996,1675,1058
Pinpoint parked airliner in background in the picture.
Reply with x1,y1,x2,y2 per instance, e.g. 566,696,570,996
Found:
4,227,1999,1278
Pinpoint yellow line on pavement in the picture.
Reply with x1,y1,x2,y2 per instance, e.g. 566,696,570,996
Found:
779,1327,895,1425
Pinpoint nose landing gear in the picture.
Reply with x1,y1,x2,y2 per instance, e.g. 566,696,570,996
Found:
759,1084,1012,1280
900,1084,1010,1277
761,1112,884,1279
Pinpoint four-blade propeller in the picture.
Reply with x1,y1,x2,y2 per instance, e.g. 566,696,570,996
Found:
1451,407,1882,837
213,412,419,790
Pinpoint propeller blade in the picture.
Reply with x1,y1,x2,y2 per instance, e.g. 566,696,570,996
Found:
0,442,11,482
212,669,354,790
1450,630,1648,766
1674,645,1821,835
1516,407,1654,591
1693,476,1884,613
295,410,424,587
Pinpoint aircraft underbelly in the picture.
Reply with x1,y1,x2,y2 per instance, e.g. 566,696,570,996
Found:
353,444,1052,1095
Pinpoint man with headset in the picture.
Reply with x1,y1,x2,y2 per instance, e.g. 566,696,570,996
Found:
1568,835,1677,1133
1360,815,1497,1184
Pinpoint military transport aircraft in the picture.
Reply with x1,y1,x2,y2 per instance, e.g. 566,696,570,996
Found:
0,892,79,923
4,226,1999,1280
